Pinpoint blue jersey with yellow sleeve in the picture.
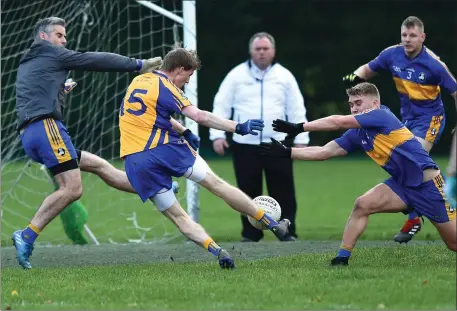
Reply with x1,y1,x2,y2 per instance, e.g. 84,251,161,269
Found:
334,106,438,187
368,45,457,121
119,71,192,158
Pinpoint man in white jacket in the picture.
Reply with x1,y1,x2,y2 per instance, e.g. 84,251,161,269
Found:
210,32,309,242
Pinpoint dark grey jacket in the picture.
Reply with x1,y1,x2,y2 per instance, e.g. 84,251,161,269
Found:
16,40,140,130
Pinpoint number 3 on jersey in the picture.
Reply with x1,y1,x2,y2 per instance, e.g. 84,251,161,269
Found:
120,88,148,116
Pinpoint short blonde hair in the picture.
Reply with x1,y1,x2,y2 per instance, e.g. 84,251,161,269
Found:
161,47,201,72
346,82,380,99
401,16,424,32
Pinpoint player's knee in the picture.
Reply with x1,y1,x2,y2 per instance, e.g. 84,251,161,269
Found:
353,196,373,214
62,181,83,202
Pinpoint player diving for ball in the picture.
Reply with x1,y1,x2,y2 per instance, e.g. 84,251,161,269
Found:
261,82,456,266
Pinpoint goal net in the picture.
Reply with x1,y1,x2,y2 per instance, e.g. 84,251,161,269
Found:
1,0,199,245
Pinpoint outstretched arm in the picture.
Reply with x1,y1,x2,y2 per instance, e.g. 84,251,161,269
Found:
57,47,161,73
260,139,348,161
182,105,237,132
272,115,361,137
181,105,263,136
354,64,377,81
292,141,348,161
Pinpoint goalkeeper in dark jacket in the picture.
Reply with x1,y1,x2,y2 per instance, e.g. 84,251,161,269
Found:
12,16,164,269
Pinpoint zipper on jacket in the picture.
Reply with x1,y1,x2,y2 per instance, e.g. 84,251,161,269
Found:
260,79,264,143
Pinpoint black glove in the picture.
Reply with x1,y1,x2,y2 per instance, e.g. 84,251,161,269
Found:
260,138,291,158
342,73,365,88
272,119,304,139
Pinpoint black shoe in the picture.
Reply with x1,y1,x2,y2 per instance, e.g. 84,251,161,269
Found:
271,219,291,240
279,234,296,242
393,217,423,244
330,256,349,266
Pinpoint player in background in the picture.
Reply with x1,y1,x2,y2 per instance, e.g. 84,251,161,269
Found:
119,47,291,269
342,16,457,243
12,16,163,269
261,82,456,265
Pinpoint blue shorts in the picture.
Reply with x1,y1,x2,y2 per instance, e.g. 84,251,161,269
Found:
404,114,445,144
384,174,456,223
124,140,197,202
20,118,78,175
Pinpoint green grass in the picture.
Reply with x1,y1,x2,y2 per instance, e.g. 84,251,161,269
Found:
1,157,449,245
2,244,455,310
2,157,455,310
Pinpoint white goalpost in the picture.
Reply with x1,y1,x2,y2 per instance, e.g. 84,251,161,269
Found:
0,0,199,245
136,0,200,223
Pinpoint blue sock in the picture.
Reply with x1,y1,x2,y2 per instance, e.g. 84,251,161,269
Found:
337,245,352,258
258,212,279,230
408,211,419,220
21,225,39,244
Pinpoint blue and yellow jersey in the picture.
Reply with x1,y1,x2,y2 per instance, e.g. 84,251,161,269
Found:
368,45,457,121
335,106,438,187
119,71,192,158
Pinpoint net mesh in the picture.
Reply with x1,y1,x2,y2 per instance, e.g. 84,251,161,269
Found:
1,0,192,245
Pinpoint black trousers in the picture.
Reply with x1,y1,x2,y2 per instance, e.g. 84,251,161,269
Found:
232,142,298,241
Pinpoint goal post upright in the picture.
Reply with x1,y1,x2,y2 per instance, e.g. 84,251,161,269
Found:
136,0,200,222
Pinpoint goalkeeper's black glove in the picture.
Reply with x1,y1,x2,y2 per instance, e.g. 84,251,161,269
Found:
342,73,365,88
272,119,304,139
260,138,291,158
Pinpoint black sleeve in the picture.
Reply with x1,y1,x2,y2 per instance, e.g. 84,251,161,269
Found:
57,48,140,72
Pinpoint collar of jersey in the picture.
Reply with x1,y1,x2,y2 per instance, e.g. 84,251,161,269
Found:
152,70,169,79
403,45,426,62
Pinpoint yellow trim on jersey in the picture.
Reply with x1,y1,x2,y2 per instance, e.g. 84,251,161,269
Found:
425,115,444,143
432,174,456,220
43,119,72,163
149,128,162,149
425,48,457,84
365,127,415,166
164,131,169,144
393,77,440,100
382,44,401,52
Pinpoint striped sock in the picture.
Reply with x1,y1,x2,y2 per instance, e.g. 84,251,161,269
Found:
21,223,40,244
203,238,221,257
254,210,279,230
337,244,353,258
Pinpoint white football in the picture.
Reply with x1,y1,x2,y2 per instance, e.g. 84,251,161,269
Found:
248,195,282,230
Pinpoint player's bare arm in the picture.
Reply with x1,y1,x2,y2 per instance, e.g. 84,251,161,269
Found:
291,141,348,161
182,105,237,132
170,117,186,134
181,105,264,135
354,64,377,80
271,115,361,138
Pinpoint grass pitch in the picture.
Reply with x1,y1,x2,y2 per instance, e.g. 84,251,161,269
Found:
1,157,456,309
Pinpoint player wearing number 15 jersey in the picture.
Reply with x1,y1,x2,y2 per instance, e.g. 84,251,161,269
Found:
119,47,291,269
342,16,457,243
